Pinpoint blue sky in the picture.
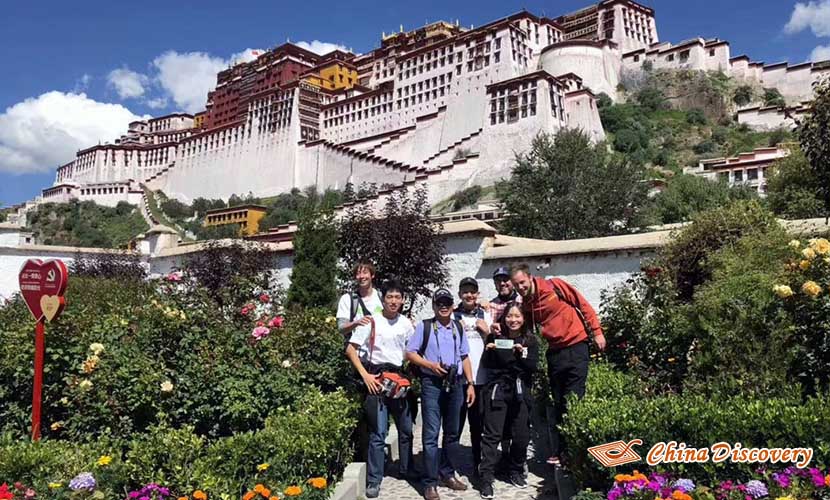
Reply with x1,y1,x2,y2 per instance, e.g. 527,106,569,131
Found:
2,0,829,206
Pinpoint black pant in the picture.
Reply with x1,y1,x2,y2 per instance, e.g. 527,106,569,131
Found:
547,341,589,458
458,384,483,470
479,388,530,482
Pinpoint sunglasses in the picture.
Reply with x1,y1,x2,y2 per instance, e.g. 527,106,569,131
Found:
435,301,453,308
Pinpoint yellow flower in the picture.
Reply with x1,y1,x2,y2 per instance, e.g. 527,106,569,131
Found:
802,247,817,260
789,239,801,249
119,319,129,327
82,355,99,374
802,281,822,297
284,486,302,497
308,477,327,489
48,482,62,489
50,421,63,431
257,463,270,472
325,316,336,324
800,259,811,270
810,238,830,255
96,455,112,466
89,343,105,355
773,285,794,298
667,357,676,363
775,496,795,500
179,311,187,321
79,379,93,390
160,380,174,393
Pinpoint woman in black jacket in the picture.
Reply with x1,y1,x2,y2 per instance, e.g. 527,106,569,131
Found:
477,302,538,499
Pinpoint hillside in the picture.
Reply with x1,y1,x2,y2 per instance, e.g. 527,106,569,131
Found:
602,68,793,173
26,201,149,248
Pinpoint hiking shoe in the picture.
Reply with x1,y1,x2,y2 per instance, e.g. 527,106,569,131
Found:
480,481,495,499
510,472,528,489
366,483,380,498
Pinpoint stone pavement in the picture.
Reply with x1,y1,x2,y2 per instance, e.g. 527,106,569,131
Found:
375,410,560,500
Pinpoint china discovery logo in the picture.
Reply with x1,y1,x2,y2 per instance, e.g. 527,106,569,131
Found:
588,440,813,469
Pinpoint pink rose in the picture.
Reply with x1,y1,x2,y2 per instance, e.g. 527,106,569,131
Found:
252,326,270,340
269,316,284,328
260,293,270,303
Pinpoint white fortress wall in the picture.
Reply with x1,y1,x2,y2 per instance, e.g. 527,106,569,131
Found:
540,41,620,100
564,90,606,143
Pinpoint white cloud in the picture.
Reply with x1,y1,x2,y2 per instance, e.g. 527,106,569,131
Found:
74,74,92,93
107,67,149,99
229,48,264,65
152,51,227,113
785,0,830,36
811,44,830,61
0,92,147,174
294,40,349,55
145,97,169,109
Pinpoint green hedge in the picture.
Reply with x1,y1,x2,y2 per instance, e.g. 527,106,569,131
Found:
560,364,830,489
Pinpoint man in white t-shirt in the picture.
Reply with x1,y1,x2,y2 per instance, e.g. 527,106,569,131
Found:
345,279,416,498
453,276,492,476
337,260,383,339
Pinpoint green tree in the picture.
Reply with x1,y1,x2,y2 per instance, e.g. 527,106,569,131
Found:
287,207,339,309
342,182,356,203
451,185,482,211
763,87,786,107
643,173,757,224
733,85,753,107
338,186,447,314
497,129,649,240
765,147,824,219
797,78,830,219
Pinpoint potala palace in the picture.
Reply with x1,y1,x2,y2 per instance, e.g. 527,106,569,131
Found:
29,0,830,213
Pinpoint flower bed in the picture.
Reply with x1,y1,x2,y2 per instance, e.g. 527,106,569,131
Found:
606,468,830,500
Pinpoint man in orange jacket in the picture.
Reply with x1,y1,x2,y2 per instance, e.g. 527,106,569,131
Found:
509,263,606,467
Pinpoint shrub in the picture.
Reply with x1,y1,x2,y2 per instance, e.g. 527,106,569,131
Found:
560,365,830,489
686,108,707,125
287,208,339,309
635,87,668,112
763,88,786,107
773,237,830,395
601,201,792,394
450,185,482,211
733,85,753,107
765,147,825,219
692,139,715,154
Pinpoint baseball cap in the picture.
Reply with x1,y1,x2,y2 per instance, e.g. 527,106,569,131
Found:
433,288,454,306
493,267,510,279
458,277,479,290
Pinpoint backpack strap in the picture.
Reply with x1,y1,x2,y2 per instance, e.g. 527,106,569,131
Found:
418,319,433,357
550,279,593,336
350,289,377,321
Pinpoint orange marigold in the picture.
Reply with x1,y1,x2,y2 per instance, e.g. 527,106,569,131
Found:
193,491,207,500
259,487,271,498
284,486,302,497
672,490,692,500
308,477,327,489
254,485,265,494
243,492,256,500
178,497,188,500
269,497,279,500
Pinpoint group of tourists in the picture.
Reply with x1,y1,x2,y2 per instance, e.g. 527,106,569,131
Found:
338,261,605,500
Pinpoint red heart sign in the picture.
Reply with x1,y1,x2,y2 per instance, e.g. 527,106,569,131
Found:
18,259,68,322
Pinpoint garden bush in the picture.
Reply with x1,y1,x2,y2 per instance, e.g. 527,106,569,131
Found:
0,245,356,498
560,365,830,489
601,201,803,395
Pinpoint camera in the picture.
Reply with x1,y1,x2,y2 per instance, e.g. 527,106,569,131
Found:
441,363,459,392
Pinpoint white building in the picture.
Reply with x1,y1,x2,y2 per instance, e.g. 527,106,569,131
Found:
685,146,791,195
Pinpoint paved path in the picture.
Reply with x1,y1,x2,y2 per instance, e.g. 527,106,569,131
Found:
376,409,559,500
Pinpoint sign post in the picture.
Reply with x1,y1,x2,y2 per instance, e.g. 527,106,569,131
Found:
18,259,68,441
